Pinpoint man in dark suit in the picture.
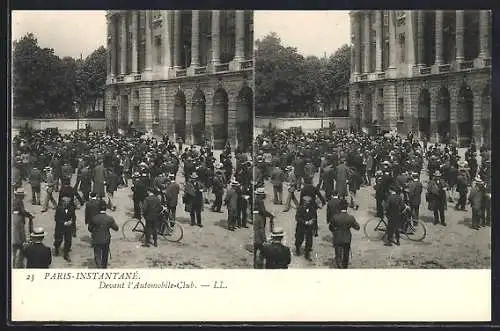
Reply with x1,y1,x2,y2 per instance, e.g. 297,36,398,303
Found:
184,173,204,227
260,227,291,269
294,196,318,261
329,200,360,269
29,166,42,205
300,177,325,237
142,188,163,247
54,197,76,261
132,172,148,219
326,190,343,225
90,200,119,268
165,174,180,221
385,185,405,246
85,192,100,231
23,227,52,268
407,172,423,219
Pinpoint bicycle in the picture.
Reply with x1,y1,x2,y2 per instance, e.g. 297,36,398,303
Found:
363,206,426,242
122,206,184,243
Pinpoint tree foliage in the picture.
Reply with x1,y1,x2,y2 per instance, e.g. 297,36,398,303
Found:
12,33,107,118
255,32,351,116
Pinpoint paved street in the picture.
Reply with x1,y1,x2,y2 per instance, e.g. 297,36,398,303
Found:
19,157,253,269
263,161,491,269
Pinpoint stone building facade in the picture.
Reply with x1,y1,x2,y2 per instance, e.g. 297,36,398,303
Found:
349,10,491,147
105,10,254,150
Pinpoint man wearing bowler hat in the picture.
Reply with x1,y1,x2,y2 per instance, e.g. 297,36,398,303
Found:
426,170,447,226
184,172,204,227
54,196,76,261
90,200,119,268
23,227,52,269
329,199,360,268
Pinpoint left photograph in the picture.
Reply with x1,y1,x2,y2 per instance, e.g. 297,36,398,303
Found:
11,10,255,269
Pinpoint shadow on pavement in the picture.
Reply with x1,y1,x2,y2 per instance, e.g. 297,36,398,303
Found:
458,217,472,228
175,216,192,225
214,219,229,229
420,215,435,224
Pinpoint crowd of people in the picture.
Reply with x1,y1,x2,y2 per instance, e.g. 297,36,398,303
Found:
252,126,491,269
11,124,253,268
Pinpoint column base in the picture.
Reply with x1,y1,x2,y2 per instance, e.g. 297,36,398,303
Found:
229,59,242,71
142,69,153,81
187,65,199,76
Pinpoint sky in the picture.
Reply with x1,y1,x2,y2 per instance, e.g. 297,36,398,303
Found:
254,11,351,58
11,10,106,59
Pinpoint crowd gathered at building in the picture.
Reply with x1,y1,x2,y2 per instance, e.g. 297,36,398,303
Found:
11,125,253,268
252,126,491,269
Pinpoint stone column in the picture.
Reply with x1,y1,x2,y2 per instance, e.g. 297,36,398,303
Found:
353,12,361,74
211,10,221,65
479,10,490,58
174,10,182,68
131,11,138,73
234,10,245,61
120,14,127,75
363,12,371,73
375,11,383,72
144,11,153,73
388,11,397,69
455,10,465,62
107,16,115,78
190,10,200,67
416,10,425,65
434,10,444,65
162,11,172,75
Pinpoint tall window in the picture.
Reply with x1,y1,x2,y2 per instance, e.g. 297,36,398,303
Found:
398,97,404,120
399,34,406,63
155,36,162,65
153,100,160,123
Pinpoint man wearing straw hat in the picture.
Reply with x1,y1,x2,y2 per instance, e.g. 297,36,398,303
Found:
22,227,52,269
259,227,291,269
13,188,34,234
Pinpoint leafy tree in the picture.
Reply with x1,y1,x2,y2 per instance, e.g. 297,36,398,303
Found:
255,32,351,117
13,32,107,118
255,32,304,116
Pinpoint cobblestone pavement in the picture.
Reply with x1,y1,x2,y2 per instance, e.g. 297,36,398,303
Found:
262,155,490,269
18,155,253,269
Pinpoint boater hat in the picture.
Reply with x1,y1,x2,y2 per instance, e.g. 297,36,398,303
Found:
270,227,285,238
30,227,45,239
14,188,25,196
254,187,266,195
191,172,199,179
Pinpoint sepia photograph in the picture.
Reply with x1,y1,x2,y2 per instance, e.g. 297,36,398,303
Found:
11,10,255,269
253,10,491,269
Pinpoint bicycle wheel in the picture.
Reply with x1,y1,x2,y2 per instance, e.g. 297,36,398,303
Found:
363,218,387,241
122,219,144,242
158,220,184,242
404,219,426,242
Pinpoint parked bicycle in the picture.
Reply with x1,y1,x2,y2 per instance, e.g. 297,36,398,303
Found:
364,206,426,242
122,205,184,243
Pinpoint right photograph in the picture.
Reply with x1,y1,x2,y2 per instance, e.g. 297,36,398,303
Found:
253,10,491,269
